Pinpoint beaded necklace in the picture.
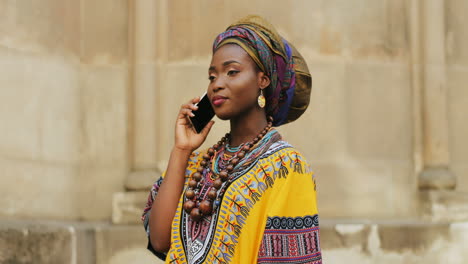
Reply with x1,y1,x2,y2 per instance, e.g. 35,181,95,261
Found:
225,143,244,152
183,117,274,221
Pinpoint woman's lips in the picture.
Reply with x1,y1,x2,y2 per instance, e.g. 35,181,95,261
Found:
212,96,227,107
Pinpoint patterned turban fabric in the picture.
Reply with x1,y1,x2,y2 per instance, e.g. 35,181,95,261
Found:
212,15,312,126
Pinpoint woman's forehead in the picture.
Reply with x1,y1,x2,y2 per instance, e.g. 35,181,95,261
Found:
210,44,254,68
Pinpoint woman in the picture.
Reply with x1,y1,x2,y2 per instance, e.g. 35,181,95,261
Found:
142,15,322,264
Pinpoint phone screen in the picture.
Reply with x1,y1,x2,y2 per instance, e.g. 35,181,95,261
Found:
189,93,215,133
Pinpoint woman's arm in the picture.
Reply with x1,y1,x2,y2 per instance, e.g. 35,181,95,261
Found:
257,150,321,263
147,97,215,252
148,147,191,252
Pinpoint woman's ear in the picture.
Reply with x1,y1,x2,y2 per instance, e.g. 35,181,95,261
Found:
257,72,271,89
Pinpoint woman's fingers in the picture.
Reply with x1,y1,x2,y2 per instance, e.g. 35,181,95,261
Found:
179,100,199,117
181,102,199,110
199,120,215,138
180,108,195,117
191,96,201,104
177,98,203,134
182,98,200,113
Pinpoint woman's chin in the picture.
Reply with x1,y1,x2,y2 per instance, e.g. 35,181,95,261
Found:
214,111,233,121
214,114,231,121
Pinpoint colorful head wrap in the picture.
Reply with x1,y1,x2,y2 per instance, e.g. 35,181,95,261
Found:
212,15,312,126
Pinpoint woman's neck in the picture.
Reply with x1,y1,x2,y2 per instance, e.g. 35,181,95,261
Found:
229,111,268,146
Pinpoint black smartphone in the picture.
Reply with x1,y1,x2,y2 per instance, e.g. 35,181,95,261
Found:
189,93,215,133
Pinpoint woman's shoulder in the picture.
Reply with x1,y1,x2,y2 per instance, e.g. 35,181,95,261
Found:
261,140,308,160
259,140,313,172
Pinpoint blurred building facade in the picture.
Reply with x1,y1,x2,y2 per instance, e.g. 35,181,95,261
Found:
1,0,468,263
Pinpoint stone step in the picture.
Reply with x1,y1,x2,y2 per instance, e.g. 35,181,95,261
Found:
0,220,162,264
113,190,468,225
419,190,468,222
1,219,468,264
124,170,160,192
321,219,468,263
112,191,148,225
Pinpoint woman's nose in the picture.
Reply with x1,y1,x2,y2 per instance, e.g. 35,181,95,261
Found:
212,76,226,92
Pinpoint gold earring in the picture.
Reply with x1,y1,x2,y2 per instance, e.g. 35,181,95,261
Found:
258,89,266,108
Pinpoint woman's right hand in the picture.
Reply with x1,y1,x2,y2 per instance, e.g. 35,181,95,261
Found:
174,97,215,152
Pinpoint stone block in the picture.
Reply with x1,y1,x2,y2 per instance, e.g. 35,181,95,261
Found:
0,53,84,220
419,191,468,222
0,220,161,264
378,222,450,252
447,66,468,192
37,59,81,164
0,0,81,56
391,164,419,218
278,61,347,161
344,62,412,161
167,0,195,61
0,158,80,220
95,225,159,264
446,0,468,66
290,0,340,56
75,226,97,264
75,64,129,221
125,170,160,191
133,63,160,169
0,53,43,160
0,221,73,264
79,65,129,165
419,167,456,190
112,192,148,224
224,0,293,37
1,219,468,264
291,0,408,60
421,64,451,167
164,1,295,60
321,219,468,264
452,164,468,194
320,222,370,251
132,0,158,63
449,222,468,260
0,1,15,35
313,162,398,218
0,51,81,163
189,0,228,58
77,166,127,221
81,0,128,65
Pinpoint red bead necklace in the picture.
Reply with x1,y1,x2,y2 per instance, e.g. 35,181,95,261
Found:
183,117,273,221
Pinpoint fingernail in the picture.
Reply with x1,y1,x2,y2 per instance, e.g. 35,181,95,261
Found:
190,113,195,117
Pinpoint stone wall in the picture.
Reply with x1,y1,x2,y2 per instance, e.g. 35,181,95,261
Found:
1,0,468,263
2,220,468,264
157,0,415,219
0,0,129,221
447,0,468,193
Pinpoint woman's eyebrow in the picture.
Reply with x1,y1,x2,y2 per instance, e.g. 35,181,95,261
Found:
209,60,241,71
222,60,241,66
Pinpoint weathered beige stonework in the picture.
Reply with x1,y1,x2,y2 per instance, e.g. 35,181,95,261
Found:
1,0,468,263
446,0,468,194
112,192,148,225
417,0,456,190
2,219,468,264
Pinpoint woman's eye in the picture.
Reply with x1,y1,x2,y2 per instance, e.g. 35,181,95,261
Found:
208,75,216,81
227,70,239,76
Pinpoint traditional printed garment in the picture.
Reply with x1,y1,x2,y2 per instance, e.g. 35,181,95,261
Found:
142,130,322,263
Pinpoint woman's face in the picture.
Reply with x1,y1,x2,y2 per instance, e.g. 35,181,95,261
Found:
207,44,268,121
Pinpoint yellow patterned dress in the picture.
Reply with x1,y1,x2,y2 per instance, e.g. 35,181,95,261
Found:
142,130,322,263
